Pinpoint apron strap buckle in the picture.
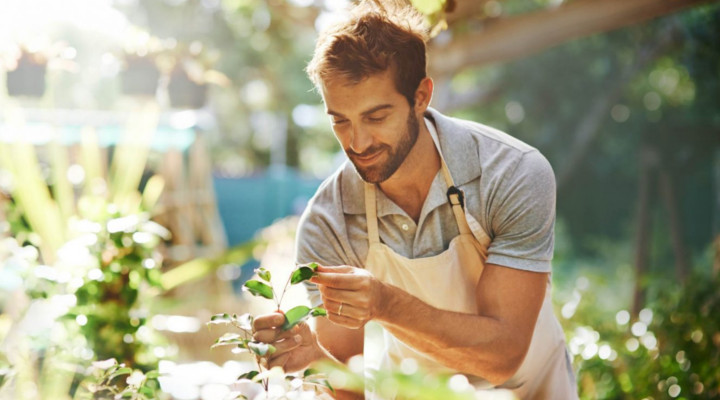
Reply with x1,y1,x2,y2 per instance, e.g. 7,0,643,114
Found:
446,186,465,209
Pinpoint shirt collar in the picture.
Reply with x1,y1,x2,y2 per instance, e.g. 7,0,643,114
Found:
340,107,483,215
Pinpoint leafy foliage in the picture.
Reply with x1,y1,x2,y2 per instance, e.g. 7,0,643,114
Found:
312,358,479,400
210,263,327,396
63,210,169,370
0,118,171,396
243,279,274,300
74,358,162,400
565,271,720,399
290,262,318,284
282,305,327,331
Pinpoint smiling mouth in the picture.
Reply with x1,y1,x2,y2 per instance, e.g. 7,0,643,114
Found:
352,151,382,165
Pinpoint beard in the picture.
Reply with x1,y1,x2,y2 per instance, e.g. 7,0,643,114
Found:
347,111,420,184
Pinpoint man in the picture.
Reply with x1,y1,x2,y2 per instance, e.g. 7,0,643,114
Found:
252,3,577,398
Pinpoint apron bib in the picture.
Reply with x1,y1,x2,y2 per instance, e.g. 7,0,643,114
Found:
362,123,576,399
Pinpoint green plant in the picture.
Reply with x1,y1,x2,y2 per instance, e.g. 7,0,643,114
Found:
61,208,170,370
73,358,162,400
0,110,172,398
566,270,720,399
208,262,328,397
310,358,479,400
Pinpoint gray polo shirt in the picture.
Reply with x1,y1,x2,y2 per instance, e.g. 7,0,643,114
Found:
297,108,556,305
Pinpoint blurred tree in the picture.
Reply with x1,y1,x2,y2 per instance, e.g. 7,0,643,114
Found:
423,2,720,315
113,0,337,175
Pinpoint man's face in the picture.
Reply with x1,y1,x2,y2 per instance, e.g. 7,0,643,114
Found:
321,70,419,183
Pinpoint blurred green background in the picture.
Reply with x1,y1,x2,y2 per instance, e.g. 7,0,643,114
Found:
0,0,719,399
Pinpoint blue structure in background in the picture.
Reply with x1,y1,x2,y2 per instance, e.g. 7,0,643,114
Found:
214,165,323,247
214,166,323,290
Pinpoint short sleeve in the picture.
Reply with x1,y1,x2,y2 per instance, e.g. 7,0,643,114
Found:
296,200,348,308
485,150,556,272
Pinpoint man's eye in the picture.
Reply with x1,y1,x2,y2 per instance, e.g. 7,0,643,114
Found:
367,116,386,123
332,119,348,125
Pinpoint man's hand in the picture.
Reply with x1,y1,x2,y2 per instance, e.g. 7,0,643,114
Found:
310,265,387,329
252,313,322,372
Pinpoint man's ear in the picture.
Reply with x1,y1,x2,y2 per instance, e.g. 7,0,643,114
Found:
414,77,434,113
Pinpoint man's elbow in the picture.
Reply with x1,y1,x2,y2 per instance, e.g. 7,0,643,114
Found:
485,349,527,386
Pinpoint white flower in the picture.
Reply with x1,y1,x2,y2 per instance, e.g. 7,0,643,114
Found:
92,358,117,371
228,379,263,399
126,371,145,387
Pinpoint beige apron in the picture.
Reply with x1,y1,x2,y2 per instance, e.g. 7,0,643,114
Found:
361,124,576,399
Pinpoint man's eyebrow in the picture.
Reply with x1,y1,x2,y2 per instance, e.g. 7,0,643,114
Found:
361,104,393,116
326,104,394,118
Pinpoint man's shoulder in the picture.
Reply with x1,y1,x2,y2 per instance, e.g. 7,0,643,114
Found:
428,108,547,187
430,108,537,155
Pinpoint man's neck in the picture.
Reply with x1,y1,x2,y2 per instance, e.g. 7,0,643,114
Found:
378,120,440,223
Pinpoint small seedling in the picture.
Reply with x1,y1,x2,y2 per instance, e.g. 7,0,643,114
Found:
208,262,330,396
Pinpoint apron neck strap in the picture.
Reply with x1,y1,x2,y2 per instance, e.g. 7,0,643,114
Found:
426,118,472,235
365,181,380,244
427,121,457,191
363,118,472,241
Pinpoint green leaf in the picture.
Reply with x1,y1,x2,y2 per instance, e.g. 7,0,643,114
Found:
243,280,274,300
139,386,154,398
207,313,232,327
145,371,159,379
257,268,271,282
235,313,253,331
311,307,327,317
211,333,247,348
290,264,317,285
210,313,231,321
282,305,311,330
323,379,335,395
247,341,276,356
231,344,251,354
238,370,260,381
108,367,133,382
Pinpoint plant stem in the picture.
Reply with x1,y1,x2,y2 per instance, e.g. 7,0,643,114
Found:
271,286,280,310
277,269,294,310
245,329,269,393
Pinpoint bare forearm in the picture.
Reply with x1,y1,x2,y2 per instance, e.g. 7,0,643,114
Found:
375,284,524,383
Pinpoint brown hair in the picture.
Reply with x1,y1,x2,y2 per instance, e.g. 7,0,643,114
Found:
306,1,428,106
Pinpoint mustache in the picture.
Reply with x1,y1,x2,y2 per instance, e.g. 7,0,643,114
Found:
346,145,388,158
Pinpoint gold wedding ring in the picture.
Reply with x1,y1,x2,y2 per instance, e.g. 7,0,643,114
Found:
338,302,344,316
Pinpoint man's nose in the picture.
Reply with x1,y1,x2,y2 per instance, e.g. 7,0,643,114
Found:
349,124,372,154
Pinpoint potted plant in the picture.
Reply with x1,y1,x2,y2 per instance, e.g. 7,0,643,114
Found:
119,31,166,97
5,47,47,97
167,61,207,109
165,42,228,109
121,53,161,97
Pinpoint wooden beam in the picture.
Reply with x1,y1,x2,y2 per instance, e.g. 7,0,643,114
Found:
429,0,713,76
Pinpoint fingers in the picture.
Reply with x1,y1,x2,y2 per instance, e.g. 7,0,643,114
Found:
269,334,302,356
267,352,292,369
319,286,369,305
316,265,354,273
253,312,289,348
323,298,370,321
311,272,367,290
326,312,365,329
253,325,295,343
253,313,285,331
